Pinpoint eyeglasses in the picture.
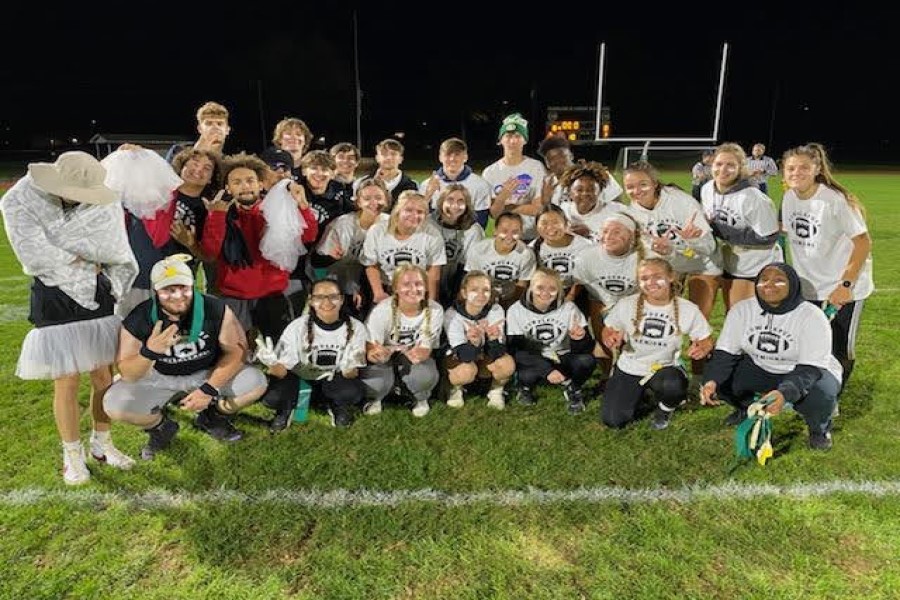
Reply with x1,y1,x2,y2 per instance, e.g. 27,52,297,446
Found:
157,287,192,299
310,294,343,304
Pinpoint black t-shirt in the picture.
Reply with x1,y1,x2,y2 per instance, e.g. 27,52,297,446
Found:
123,293,227,376
125,192,207,289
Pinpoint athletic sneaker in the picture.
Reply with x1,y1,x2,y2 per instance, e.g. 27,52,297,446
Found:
363,399,382,415
724,408,747,427
412,399,431,418
89,434,135,470
650,407,673,430
563,384,585,415
141,415,180,461
486,385,505,410
328,407,354,428
62,443,90,486
447,386,465,408
195,406,243,443
808,430,834,451
516,386,536,406
269,406,294,434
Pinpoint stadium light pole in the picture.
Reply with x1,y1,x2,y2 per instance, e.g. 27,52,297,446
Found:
353,10,363,151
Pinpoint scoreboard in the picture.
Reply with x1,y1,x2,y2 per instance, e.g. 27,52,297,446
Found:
545,105,611,143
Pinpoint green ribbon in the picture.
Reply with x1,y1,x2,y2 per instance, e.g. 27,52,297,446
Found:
150,288,205,344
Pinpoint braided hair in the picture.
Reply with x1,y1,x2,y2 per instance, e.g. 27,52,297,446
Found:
389,263,432,346
632,258,682,338
302,277,354,365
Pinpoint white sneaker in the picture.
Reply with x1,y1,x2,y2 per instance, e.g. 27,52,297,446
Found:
363,400,382,415
486,386,505,410
412,400,430,418
447,386,464,408
90,434,136,470
62,443,90,486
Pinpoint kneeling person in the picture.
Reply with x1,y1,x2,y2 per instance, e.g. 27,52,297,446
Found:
105,255,267,458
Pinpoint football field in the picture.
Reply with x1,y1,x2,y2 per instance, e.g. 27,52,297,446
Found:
1,168,899,599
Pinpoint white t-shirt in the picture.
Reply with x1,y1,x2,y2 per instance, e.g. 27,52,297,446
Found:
366,298,445,349
432,218,485,272
529,234,593,289
276,314,368,380
444,303,506,350
360,219,448,287
464,238,537,303
701,181,782,278
481,156,546,239
716,296,842,383
605,294,712,377
626,186,718,275
506,300,589,358
421,172,493,212
782,183,873,301
571,245,639,308
560,199,627,242
316,212,388,294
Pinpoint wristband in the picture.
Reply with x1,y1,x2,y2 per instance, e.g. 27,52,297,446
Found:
199,382,220,397
139,345,167,361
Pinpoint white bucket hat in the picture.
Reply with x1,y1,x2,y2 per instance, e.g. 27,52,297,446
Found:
28,151,118,205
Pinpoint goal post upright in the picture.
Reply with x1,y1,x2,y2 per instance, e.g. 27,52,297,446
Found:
592,41,730,146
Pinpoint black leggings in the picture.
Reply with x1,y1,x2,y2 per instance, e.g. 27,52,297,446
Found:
261,371,365,411
602,366,687,428
514,350,597,388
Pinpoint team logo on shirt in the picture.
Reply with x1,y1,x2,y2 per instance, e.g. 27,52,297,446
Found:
493,174,534,204
750,330,791,354
313,348,339,367
641,316,674,339
384,248,425,269
530,321,563,343
599,276,633,294
349,239,364,258
163,331,212,364
444,237,461,262
395,327,420,347
712,206,739,228
547,255,573,276
788,213,820,240
651,221,679,240
489,263,516,281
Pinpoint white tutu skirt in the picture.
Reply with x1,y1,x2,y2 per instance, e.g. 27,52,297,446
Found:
16,315,122,380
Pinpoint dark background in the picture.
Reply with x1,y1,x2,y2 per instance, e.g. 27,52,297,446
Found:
1,3,897,166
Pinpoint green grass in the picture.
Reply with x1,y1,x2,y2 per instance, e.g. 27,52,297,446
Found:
2,168,900,598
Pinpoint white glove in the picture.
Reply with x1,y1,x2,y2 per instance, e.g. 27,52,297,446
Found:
254,335,279,367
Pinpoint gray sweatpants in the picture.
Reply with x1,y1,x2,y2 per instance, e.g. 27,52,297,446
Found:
104,365,267,416
360,357,439,403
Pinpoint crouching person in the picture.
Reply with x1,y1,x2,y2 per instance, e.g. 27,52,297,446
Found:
104,254,267,459
699,262,841,450
507,267,597,414
255,277,369,430
444,270,514,409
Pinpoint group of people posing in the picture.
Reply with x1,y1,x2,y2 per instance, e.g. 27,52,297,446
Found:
1,103,873,485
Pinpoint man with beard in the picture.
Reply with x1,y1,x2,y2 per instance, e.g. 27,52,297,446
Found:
117,148,222,316
104,255,268,454
200,153,318,340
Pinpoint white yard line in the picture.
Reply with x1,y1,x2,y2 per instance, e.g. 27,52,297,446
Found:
2,480,900,509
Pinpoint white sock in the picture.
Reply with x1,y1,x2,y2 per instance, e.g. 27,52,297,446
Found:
62,440,82,452
658,402,676,413
91,429,111,444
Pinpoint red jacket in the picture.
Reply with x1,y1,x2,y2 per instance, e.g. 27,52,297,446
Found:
201,202,318,299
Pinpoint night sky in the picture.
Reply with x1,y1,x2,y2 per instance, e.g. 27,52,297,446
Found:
2,4,897,164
